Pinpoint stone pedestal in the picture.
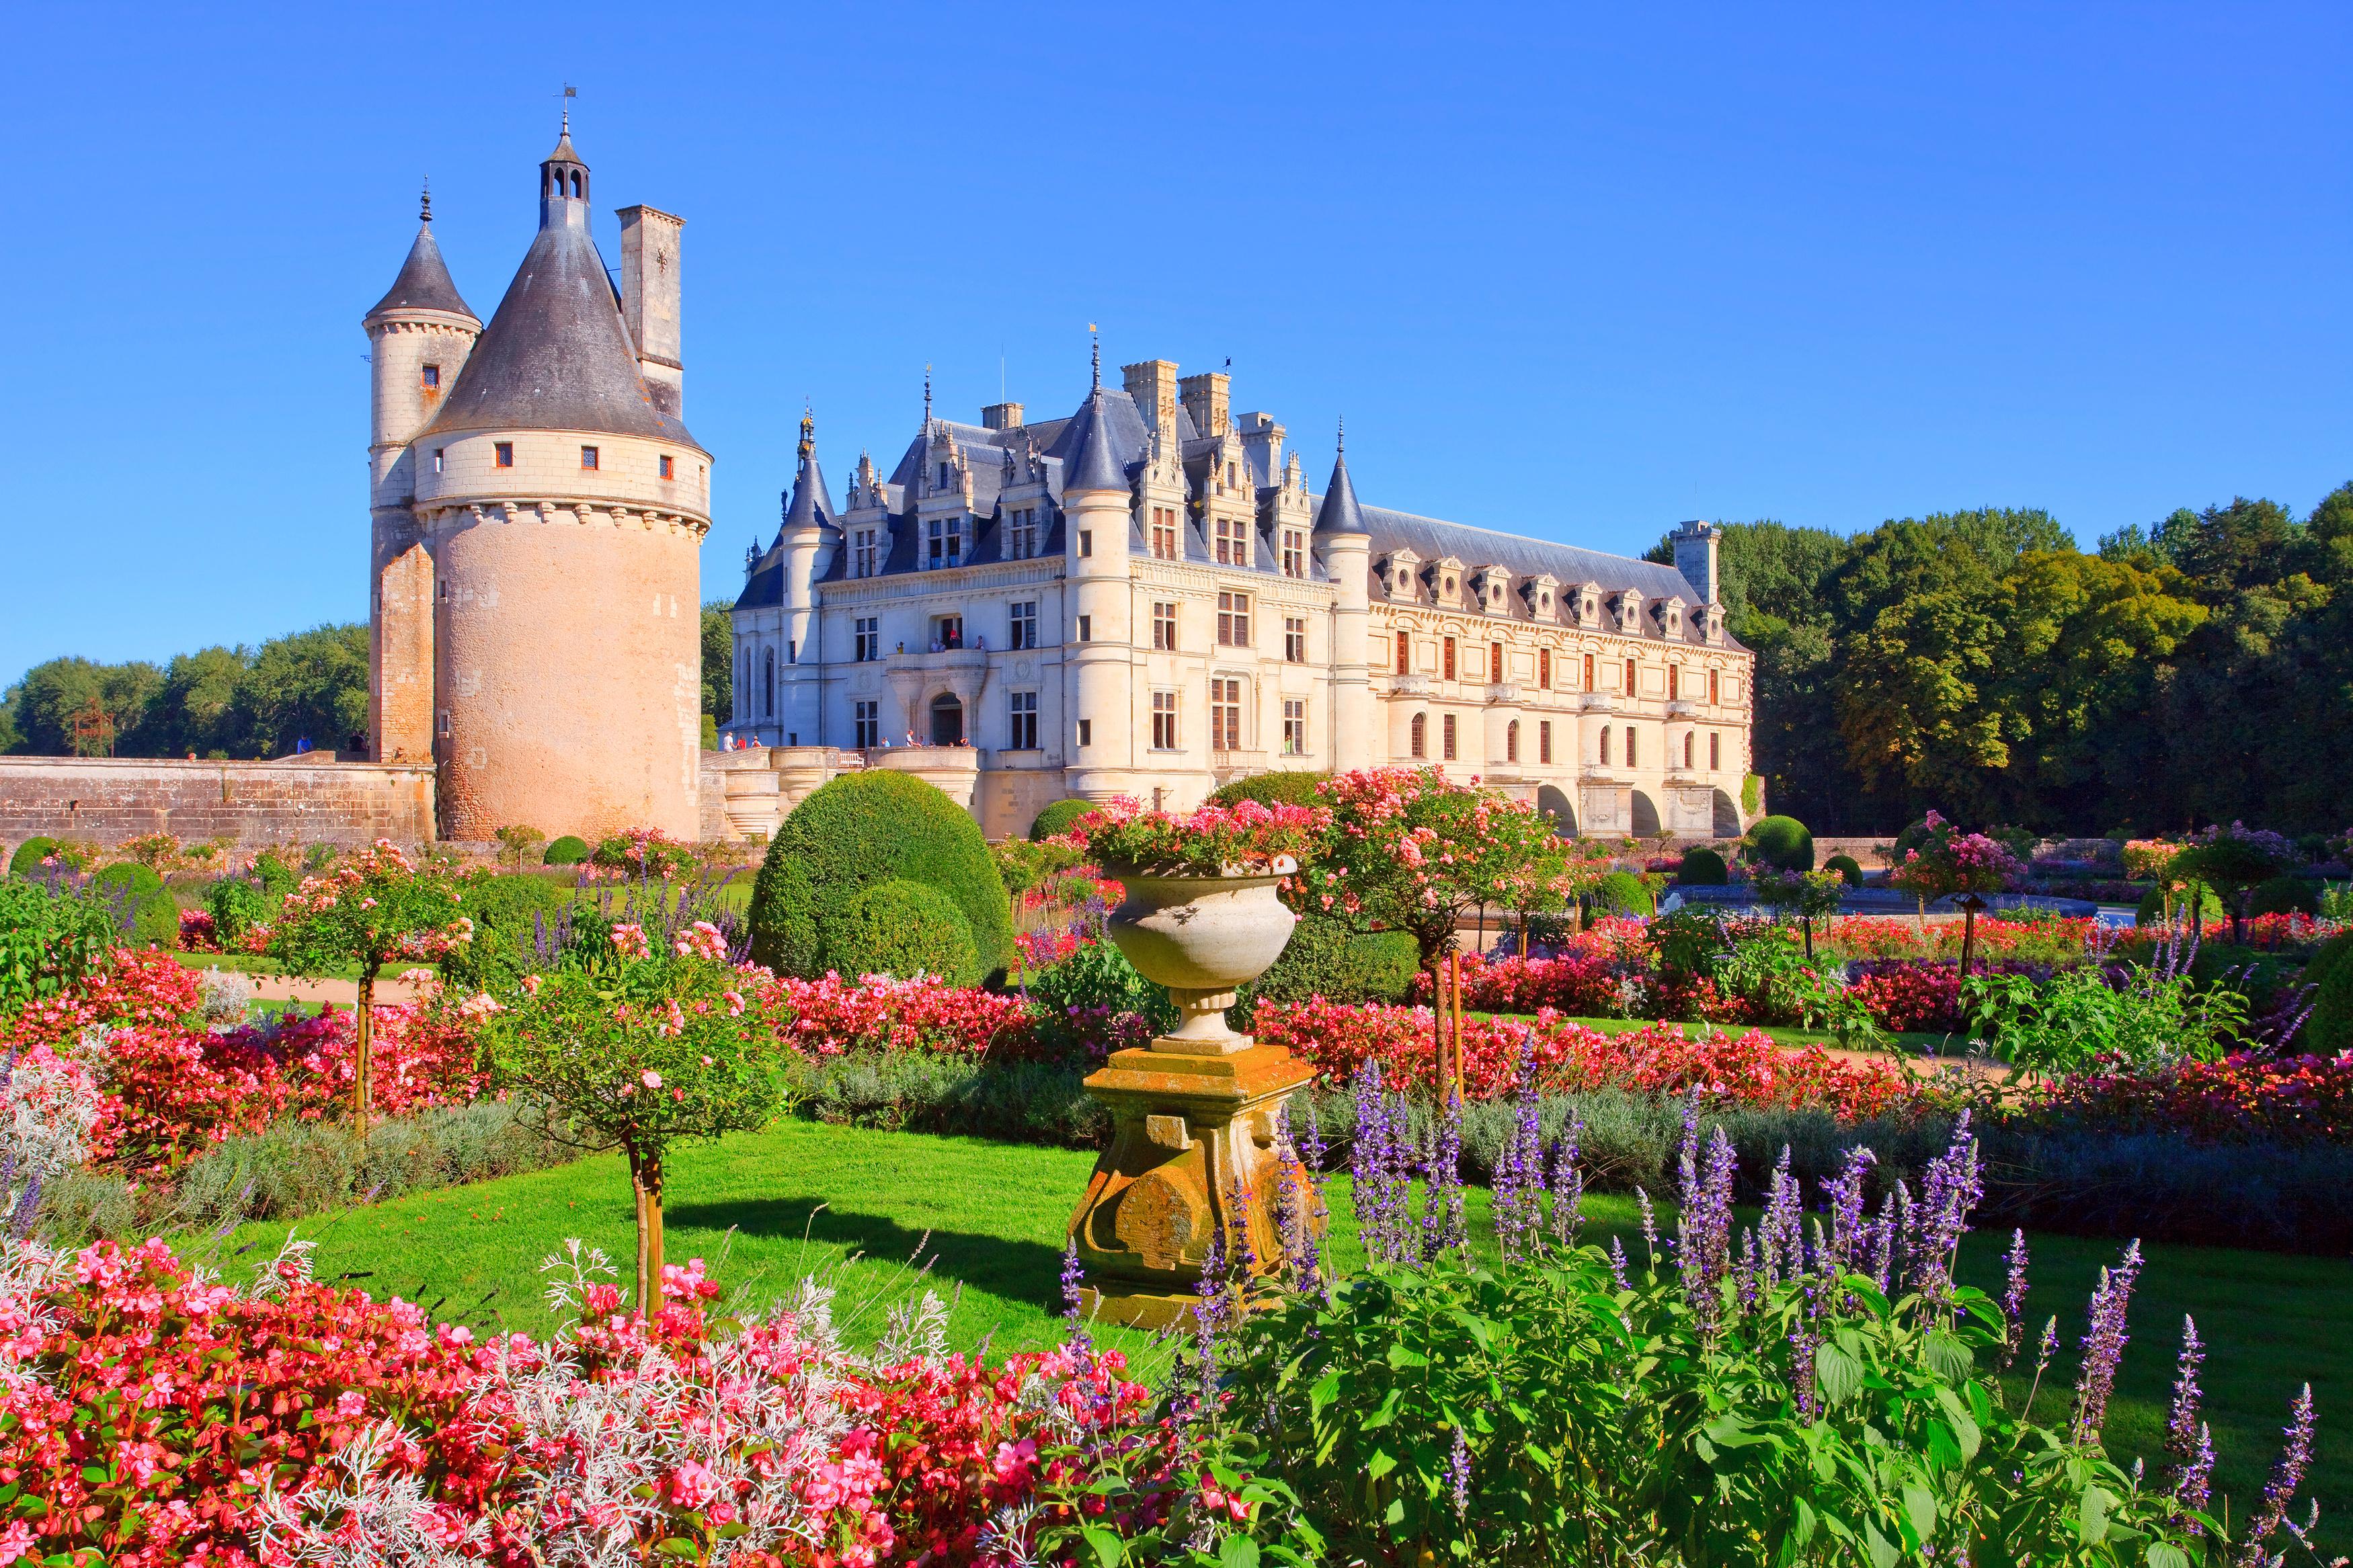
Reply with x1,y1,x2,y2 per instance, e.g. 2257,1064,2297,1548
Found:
1069,1041,1315,1331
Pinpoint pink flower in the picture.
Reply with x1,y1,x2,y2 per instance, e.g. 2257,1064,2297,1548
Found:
641,1070,663,1089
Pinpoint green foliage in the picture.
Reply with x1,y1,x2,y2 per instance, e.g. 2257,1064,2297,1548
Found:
700,712,719,750
544,835,590,866
700,599,734,725
7,837,58,877
0,877,118,1019
1240,913,1420,1015
2303,931,2353,997
1964,963,2245,1077
1741,772,1762,817
1207,770,1330,809
2135,883,2223,927
1676,848,1728,885
204,875,271,946
1025,936,1178,1039
0,624,372,759
820,878,979,984
1743,814,1816,871
90,860,177,946
1825,853,1864,887
251,848,301,899
2305,941,2353,1057
991,835,1084,897
1029,798,1099,841
2247,874,2319,918
437,872,575,991
1594,869,1654,917
751,770,1014,980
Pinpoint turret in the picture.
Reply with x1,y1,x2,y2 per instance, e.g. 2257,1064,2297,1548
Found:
776,408,838,743
539,118,592,231
1062,339,1140,797
1315,424,1375,770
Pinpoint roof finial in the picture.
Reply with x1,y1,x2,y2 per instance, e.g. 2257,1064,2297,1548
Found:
1088,323,1100,390
1336,415,1345,456
799,401,814,460
420,177,432,224
559,82,576,136
922,364,932,427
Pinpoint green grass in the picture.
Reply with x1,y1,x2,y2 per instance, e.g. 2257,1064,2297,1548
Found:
229,1118,2349,1551
1481,1010,1969,1057
162,951,440,983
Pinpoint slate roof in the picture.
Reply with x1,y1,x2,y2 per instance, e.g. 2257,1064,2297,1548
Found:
1055,386,1148,495
420,213,702,450
366,223,475,322
1312,448,1368,536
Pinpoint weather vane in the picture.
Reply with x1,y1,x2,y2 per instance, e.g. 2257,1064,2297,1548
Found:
557,82,577,132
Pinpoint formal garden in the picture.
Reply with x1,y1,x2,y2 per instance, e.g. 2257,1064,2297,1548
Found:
1,777,2350,1567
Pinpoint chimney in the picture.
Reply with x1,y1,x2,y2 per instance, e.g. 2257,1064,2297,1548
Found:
1236,411,1283,485
616,205,686,419
1671,520,1722,606
981,401,1023,431
1121,359,1180,440
1179,371,1230,438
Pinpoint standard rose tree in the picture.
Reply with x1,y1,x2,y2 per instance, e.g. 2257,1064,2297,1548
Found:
1886,811,2026,976
2169,822,2295,946
265,839,475,1132
478,922,789,1310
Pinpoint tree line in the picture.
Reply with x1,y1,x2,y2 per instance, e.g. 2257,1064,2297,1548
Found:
1653,483,2353,835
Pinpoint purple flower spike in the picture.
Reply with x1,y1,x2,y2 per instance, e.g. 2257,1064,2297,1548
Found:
2239,1384,2317,1558
2071,1239,2144,1441
1447,1428,1472,1517
1607,1235,1632,1292
1545,1114,1586,1251
1825,1146,1877,1274
1997,1230,2030,1372
1912,1112,1982,1311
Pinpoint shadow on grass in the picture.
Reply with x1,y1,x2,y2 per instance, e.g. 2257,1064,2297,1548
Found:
662,1195,1068,1315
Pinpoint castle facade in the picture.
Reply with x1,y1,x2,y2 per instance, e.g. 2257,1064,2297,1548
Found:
365,125,709,841
728,356,1756,841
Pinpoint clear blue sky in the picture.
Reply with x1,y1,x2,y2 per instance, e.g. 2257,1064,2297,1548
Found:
5,2,2346,681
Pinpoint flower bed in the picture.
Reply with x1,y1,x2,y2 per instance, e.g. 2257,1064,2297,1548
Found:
760,971,1043,1061
1408,948,1627,1017
1845,958,1966,1034
2028,1049,2353,1143
0,1235,1169,1567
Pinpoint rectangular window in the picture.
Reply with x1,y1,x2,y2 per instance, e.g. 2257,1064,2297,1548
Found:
1010,601,1037,651
1396,630,1411,675
1151,690,1179,750
1507,720,1519,764
1538,647,1550,688
1442,713,1458,760
432,448,444,474
659,454,674,479
853,700,880,749
1442,637,1457,681
436,708,451,737
1007,507,1039,561
1283,698,1306,755
1217,591,1250,647
1669,665,1680,700
1490,641,1503,684
1211,677,1242,751
1076,718,1092,747
927,515,963,568
1151,506,1180,560
1215,516,1248,566
493,442,513,468
1152,602,1178,651
1008,690,1038,750
934,615,962,651
1078,530,1093,558
1626,658,1637,695
1076,614,1092,643
1284,616,1307,663
581,446,600,470
853,616,879,661
1600,727,1611,766
1539,720,1553,765
1709,668,1720,705
1281,528,1306,578
852,528,879,579
420,364,440,388
1626,727,1639,767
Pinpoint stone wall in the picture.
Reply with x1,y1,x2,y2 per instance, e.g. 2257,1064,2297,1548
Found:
0,756,435,855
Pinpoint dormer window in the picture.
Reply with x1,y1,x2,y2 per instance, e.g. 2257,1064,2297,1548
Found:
926,515,964,568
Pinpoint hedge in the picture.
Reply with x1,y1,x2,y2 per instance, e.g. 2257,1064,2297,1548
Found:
820,878,980,985
1744,815,1814,872
1028,799,1096,842
6,837,58,878
1237,913,1420,1016
543,835,590,866
2135,883,2225,927
1676,848,1728,886
1825,853,1864,888
2249,874,2321,918
1595,870,1654,917
752,770,1014,981
1207,770,1330,809
90,862,178,946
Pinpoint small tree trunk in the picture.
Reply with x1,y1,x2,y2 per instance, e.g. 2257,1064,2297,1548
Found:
1960,905,1979,979
630,1151,666,1313
353,964,377,1136
1801,916,1815,962
1448,950,1465,1102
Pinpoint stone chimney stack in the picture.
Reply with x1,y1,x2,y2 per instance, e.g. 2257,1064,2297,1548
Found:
1179,371,1230,438
1121,359,1180,441
1237,411,1283,483
981,401,1023,430
1671,520,1722,605
617,205,685,419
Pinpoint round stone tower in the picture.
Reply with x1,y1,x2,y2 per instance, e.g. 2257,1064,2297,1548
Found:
367,124,713,843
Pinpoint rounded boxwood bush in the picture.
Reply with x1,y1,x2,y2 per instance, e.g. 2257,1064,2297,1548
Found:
1676,848,1728,886
543,835,590,866
7,837,59,878
1207,771,1330,810
91,862,179,946
820,878,979,985
753,770,1013,981
2304,931,2353,997
2305,948,2353,1057
1744,815,1815,872
1595,870,1655,917
1825,853,1864,888
1245,914,1421,1008
1029,799,1097,843
2249,875,2321,918
2135,883,2225,927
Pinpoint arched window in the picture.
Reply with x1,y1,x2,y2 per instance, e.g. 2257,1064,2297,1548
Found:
1599,726,1611,766
1506,720,1520,764
1410,712,1427,758
1442,714,1458,760
569,170,584,198
762,649,775,716
1683,731,1694,768
929,692,964,746
1710,732,1721,770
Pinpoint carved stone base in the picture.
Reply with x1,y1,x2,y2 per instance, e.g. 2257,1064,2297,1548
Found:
1067,1040,1317,1330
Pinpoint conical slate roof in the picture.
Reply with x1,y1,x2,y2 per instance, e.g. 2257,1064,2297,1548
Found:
781,414,836,534
422,216,701,449
1055,385,1139,495
366,223,475,322
1313,444,1369,535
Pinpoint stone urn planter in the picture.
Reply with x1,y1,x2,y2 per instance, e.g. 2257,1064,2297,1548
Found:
1068,856,1319,1329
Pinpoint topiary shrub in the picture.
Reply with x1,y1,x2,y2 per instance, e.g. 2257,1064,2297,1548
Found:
2248,875,2321,918
752,770,1013,981
1207,771,1330,810
2135,883,2225,927
543,835,590,866
819,878,980,985
2303,931,2353,999
1825,854,1864,889
1028,799,1099,843
6,837,58,878
1241,914,1421,1012
1676,848,1728,886
1595,870,1655,918
90,862,179,946
1743,815,1814,872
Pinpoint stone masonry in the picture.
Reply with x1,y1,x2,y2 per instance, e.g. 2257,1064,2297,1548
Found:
0,757,436,855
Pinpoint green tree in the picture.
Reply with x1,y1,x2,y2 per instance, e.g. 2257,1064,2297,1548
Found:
5,657,163,756
701,600,733,727
236,623,368,756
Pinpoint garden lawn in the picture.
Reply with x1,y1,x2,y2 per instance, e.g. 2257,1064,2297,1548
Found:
229,1119,2350,1555
1485,1010,1970,1056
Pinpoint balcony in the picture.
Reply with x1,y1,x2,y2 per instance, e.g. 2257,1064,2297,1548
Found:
1482,682,1522,703
1386,674,1432,696
1666,699,1698,717
1578,692,1617,714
